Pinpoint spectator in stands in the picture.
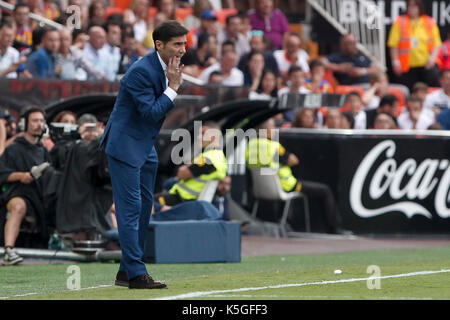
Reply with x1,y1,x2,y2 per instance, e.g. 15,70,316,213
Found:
123,0,149,43
212,175,231,221
437,32,450,70
103,20,122,81
186,9,221,49
183,0,213,30
208,70,223,84
157,0,177,21
78,113,103,142
240,12,252,41
41,0,60,21
362,72,390,110
291,108,318,129
25,27,60,78
278,65,310,97
0,107,50,265
340,111,355,129
373,112,398,130
13,4,33,51
388,0,441,90
141,12,167,53
305,59,333,93
53,110,77,124
248,0,290,50
274,32,310,81
88,0,106,23
248,70,278,100
118,31,140,76
423,69,450,115
411,82,429,105
83,26,111,81
55,27,107,81
398,95,435,130
437,109,450,129
357,94,399,129
246,118,351,235
278,66,310,122
345,91,366,129
321,34,380,86
217,14,250,58
242,50,265,91
199,49,244,86
181,32,218,77
72,29,88,50
238,30,280,80
0,23,26,79
324,108,342,129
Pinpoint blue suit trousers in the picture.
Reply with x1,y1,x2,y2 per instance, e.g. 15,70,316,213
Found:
107,146,158,280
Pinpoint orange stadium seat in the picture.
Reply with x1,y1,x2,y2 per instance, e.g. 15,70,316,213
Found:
105,7,124,20
116,0,132,10
335,85,364,96
387,87,406,107
175,7,193,21
214,8,238,24
148,6,158,19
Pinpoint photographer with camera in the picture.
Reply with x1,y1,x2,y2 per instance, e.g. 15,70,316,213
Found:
0,107,51,265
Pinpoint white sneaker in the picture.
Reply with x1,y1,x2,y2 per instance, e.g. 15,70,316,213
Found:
3,247,23,266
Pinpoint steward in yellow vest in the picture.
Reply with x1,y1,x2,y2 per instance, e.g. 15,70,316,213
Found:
245,118,352,235
156,121,227,206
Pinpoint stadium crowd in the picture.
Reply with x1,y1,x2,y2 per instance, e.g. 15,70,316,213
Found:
0,0,450,264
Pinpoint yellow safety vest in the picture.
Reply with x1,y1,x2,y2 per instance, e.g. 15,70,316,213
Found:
169,148,228,200
245,138,299,192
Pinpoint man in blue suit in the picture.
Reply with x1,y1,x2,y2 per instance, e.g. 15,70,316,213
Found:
100,21,188,289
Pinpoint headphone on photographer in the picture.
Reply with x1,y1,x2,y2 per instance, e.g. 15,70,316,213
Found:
18,107,48,138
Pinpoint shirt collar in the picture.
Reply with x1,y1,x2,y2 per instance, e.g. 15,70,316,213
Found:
157,51,167,73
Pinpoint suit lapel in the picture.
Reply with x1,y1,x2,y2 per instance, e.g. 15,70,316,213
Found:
149,51,166,91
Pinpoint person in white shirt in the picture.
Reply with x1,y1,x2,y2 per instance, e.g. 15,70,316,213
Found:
398,95,435,130
277,66,310,123
199,49,244,86
102,21,122,82
217,14,250,58
277,65,310,97
83,26,110,81
0,23,24,79
273,32,309,82
249,70,278,100
423,69,450,115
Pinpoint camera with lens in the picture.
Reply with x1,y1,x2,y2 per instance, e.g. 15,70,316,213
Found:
49,122,81,144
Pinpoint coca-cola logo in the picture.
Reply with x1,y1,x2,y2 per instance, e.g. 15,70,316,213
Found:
350,140,450,219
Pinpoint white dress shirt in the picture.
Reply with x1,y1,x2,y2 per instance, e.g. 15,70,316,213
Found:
0,46,20,78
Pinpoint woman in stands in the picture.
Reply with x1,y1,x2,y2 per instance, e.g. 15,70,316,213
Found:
123,0,150,43
388,0,442,90
248,70,278,100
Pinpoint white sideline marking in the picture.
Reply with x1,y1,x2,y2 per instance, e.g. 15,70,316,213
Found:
151,269,450,300
0,284,113,300
208,294,433,300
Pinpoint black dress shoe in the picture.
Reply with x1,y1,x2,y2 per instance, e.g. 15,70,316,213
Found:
115,271,129,287
128,274,168,289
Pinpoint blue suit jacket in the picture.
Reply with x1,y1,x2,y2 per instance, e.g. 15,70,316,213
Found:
100,51,174,167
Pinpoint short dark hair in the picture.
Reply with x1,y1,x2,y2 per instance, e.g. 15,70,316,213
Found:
104,20,122,33
14,4,29,12
288,65,303,76
225,14,240,26
197,32,211,49
406,94,422,105
153,20,188,47
346,91,361,101
378,94,399,108
309,59,324,71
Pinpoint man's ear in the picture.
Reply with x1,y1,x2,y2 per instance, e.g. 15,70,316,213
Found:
155,40,163,51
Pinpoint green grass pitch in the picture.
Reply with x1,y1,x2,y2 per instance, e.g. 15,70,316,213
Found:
1,246,450,300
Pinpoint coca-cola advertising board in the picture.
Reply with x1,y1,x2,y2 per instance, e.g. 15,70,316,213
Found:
280,130,450,234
